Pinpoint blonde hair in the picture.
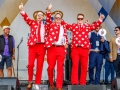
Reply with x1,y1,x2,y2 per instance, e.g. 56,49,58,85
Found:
52,10,63,18
54,12,62,18
77,13,84,18
33,11,45,20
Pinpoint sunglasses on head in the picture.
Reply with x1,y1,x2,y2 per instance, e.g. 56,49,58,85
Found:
55,17,61,20
114,30,118,32
77,18,84,20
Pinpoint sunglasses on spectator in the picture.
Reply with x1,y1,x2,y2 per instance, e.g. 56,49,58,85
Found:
77,18,84,20
114,30,119,32
55,17,61,20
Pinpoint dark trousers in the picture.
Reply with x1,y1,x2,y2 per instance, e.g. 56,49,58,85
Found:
89,52,103,84
104,60,115,83
113,55,120,77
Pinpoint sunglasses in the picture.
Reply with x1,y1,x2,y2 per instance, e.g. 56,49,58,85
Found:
114,30,119,32
55,17,61,20
77,18,84,20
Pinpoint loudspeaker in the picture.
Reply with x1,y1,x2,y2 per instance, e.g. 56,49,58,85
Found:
0,77,21,90
111,77,120,90
0,85,11,90
68,85,106,90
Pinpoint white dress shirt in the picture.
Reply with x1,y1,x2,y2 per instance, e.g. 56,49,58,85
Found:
40,22,45,43
54,25,64,45
116,36,120,53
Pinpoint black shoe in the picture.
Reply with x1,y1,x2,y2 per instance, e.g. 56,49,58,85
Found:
104,82,108,85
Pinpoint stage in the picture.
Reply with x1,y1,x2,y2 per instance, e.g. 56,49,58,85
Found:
20,85,111,90
19,81,112,90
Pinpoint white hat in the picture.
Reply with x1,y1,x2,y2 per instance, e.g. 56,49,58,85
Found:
2,26,10,30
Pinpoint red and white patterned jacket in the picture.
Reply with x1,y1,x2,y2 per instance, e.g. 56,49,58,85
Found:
45,12,68,48
20,11,51,46
64,20,102,48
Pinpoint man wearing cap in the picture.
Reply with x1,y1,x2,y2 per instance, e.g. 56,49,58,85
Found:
19,3,52,90
0,26,15,77
88,26,107,85
109,26,120,77
45,4,68,90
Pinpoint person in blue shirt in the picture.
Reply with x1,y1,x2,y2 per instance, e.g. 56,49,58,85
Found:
0,26,15,77
88,25,106,85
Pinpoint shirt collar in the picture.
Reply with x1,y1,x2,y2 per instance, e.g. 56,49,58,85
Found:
93,30,99,34
115,35,120,38
78,23,83,25
38,21,43,24
3,34,9,38
56,23,61,26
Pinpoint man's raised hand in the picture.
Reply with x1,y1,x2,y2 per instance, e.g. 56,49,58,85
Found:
19,3,24,11
99,13,105,20
47,3,52,11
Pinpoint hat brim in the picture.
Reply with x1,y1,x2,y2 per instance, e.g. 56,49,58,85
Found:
2,27,10,30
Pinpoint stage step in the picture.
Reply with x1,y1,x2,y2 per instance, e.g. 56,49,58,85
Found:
68,85,107,90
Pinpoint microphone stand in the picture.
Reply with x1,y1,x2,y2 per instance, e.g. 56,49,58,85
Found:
16,38,23,78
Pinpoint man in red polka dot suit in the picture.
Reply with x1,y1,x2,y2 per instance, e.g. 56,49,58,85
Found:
45,4,68,90
65,13,105,85
19,3,51,90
